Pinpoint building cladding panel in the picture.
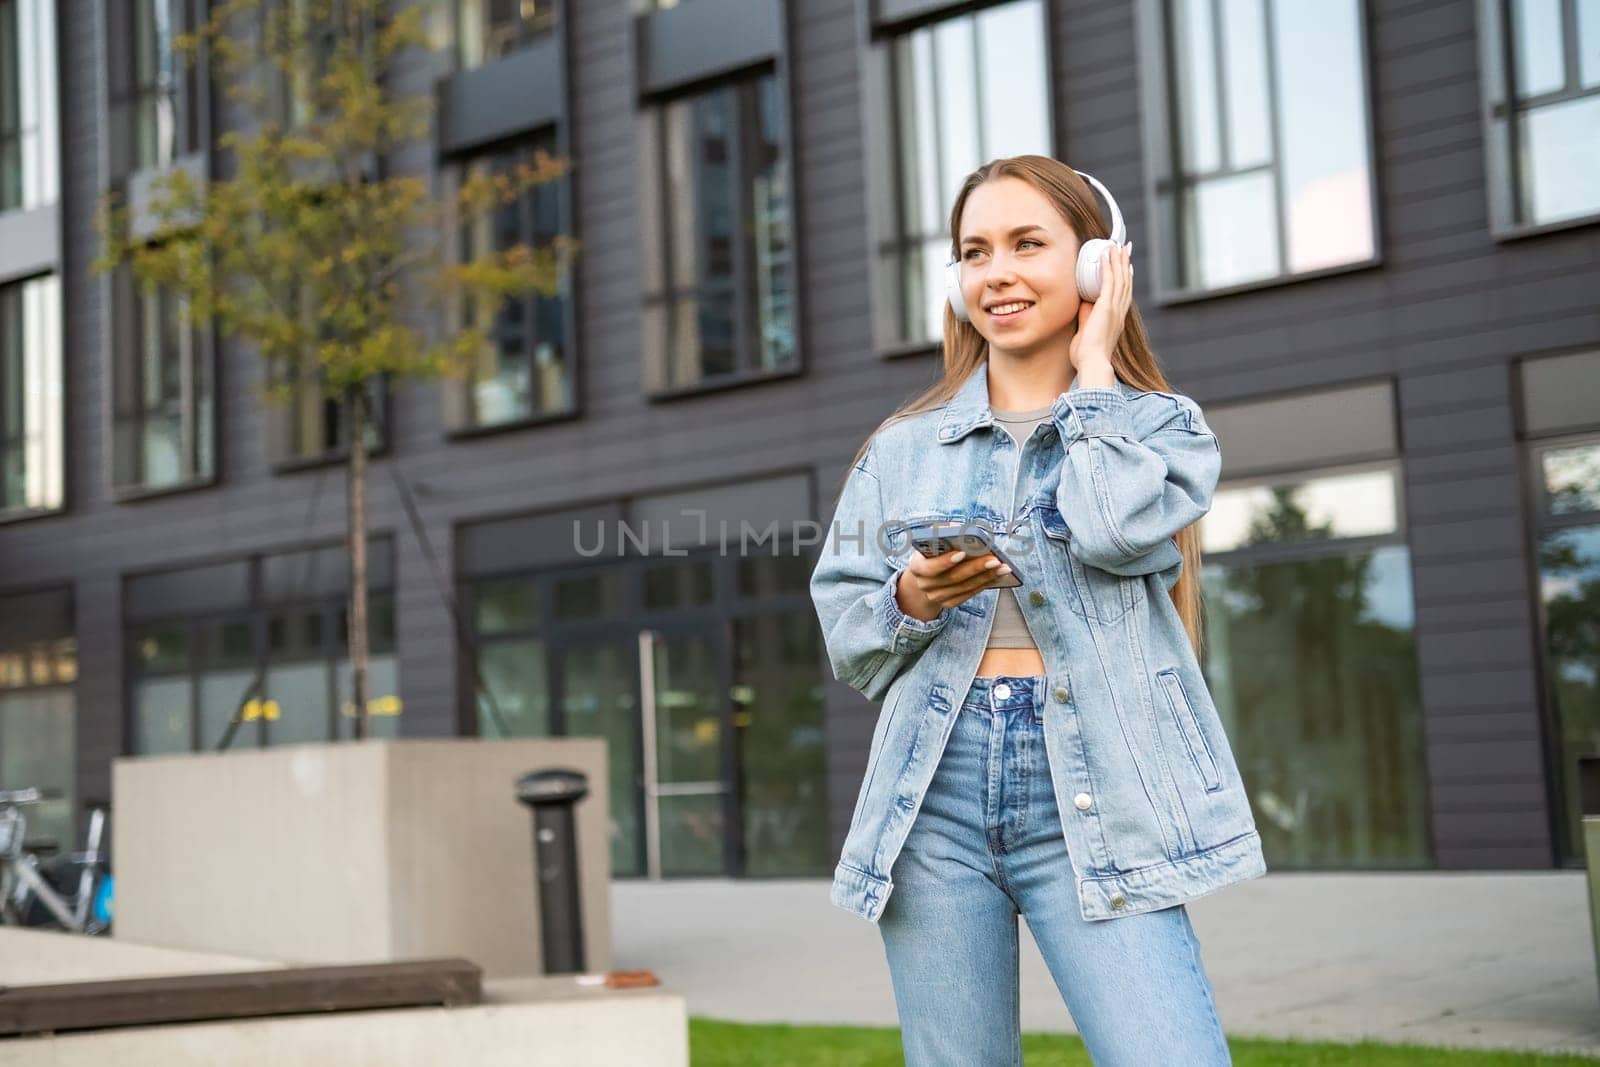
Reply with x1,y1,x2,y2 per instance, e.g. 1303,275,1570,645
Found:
0,0,1594,870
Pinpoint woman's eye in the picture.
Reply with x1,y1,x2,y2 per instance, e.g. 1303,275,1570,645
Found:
963,240,1042,260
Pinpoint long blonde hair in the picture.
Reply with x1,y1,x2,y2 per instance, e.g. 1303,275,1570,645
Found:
841,154,1208,660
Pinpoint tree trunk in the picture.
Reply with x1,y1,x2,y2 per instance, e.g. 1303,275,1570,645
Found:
347,385,371,741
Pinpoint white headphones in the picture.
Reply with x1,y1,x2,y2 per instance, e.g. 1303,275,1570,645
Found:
945,169,1127,322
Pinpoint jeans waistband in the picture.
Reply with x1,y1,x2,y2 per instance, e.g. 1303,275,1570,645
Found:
963,673,1048,712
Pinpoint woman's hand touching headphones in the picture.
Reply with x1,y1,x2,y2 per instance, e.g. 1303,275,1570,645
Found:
1069,240,1134,373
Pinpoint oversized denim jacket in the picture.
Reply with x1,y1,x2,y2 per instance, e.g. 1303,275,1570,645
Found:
809,360,1267,924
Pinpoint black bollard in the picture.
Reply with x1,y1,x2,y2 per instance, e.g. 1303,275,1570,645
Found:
515,768,590,975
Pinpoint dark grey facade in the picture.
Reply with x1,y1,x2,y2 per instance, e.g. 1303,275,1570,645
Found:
0,0,1596,878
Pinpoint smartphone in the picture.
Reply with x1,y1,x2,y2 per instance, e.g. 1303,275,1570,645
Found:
905,520,1023,588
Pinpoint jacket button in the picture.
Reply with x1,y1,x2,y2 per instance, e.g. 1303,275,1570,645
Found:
1054,686,1069,703
1109,893,1127,910
1029,590,1046,607
1073,792,1092,810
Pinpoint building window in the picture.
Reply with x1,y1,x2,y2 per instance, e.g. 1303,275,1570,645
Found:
0,273,62,517
1198,460,1432,869
268,361,387,466
1479,0,1600,234
107,0,204,178
637,70,795,394
0,588,75,852
111,267,215,492
460,506,827,880
126,541,400,754
1531,436,1600,864
447,131,574,431
864,0,1052,352
0,0,58,212
457,0,556,69
1142,0,1378,297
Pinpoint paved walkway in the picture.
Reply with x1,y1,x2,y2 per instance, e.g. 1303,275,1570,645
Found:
610,871,1600,1057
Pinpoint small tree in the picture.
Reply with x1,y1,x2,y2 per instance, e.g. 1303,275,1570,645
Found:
97,0,576,739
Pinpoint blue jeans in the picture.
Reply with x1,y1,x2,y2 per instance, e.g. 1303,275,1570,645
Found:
878,674,1233,1066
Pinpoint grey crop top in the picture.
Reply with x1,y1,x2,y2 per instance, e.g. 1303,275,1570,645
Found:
986,402,1056,650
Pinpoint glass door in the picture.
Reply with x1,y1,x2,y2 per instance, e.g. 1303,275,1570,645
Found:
551,636,643,878
639,625,732,878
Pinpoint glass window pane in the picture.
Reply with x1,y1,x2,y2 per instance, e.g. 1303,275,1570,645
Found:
337,652,400,739
1181,170,1279,289
553,570,621,620
1203,466,1400,553
1512,0,1567,98
478,637,550,738
0,687,74,850
474,579,537,633
1174,0,1221,174
933,18,979,207
264,660,328,746
643,559,714,610
134,675,191,754
733,611,828,876
1539,524,1600,863
1220,0,1271,169
1581,0,1600,89
1271,0,1374,273
0,274,63,513
1201,545,1430,867
736,552,812,599
976,0,1050,160
1519,96,1600,227
555,641,638,876
1542,440,1600,515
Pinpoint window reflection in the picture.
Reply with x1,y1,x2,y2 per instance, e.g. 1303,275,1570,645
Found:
1166,0,1376,292
451,132,574,430
1202,543,1430,867
1490,0,1600,228
0,0,59,211
0,274,63,515
1202,465,1401,554
458,0,556,69
639,72,796,391
1532,435,1600,864
876,0,1051,348
112,267,215,491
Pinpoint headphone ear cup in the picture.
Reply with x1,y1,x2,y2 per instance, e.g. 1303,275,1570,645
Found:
945,258,970,322
1076,238,1111,301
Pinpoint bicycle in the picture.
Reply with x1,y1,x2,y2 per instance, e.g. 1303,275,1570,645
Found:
0,788,112,935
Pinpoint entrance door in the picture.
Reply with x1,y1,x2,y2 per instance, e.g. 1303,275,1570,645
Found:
550,622,735,879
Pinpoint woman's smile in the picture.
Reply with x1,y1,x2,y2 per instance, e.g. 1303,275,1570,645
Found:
988,301,1035,324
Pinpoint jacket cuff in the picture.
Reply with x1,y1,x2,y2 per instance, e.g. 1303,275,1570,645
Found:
878,564,949,655
1052,387,1134,442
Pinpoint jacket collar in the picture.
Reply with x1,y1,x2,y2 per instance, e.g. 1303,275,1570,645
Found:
936,360,1130,444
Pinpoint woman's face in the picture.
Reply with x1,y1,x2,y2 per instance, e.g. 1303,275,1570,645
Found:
956,177,1083,360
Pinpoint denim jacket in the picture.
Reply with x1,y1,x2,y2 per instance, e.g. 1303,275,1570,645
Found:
809,360,1266,924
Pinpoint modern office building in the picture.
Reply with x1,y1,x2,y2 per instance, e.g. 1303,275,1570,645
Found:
0,0,1595,881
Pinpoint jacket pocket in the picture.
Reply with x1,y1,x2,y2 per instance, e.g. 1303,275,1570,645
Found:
1156,668,1221,792
1039,506,1138,623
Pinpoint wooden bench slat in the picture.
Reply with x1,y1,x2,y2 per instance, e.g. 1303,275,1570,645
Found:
0,957,483,1037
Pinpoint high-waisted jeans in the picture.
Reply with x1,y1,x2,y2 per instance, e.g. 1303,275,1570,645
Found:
877,673,1233,1066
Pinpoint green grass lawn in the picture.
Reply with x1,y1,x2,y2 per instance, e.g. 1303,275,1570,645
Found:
688,1018,1600,1065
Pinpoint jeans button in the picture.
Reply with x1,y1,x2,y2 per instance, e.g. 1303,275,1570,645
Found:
1073,792,1092,810
1029,590,1046,607
992,682,1012,700
1054,685,1070,703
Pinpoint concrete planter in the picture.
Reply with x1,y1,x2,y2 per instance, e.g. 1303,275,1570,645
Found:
110,739,611,979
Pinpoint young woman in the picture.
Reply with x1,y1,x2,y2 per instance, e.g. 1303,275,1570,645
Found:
809,155,1266,1066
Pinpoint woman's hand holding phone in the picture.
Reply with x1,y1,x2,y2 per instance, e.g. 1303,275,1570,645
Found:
896,548,1013,621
